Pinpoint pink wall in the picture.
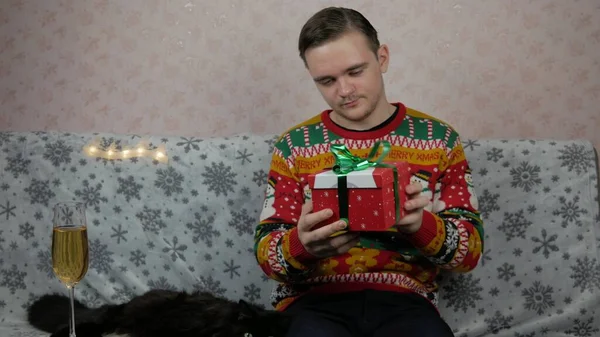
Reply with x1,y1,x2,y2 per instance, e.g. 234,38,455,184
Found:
0,1,599,151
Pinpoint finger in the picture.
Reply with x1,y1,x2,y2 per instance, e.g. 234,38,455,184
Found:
404,195,430,211
333,235,360,255
312,233,359,257
300,200,313,217
307,219,347,241
405,182,423,195
396,212,420,226
300,208,335,232
328,232,360,249
298,200,333,232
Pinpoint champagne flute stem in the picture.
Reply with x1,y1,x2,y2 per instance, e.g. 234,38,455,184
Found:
68,285,76,337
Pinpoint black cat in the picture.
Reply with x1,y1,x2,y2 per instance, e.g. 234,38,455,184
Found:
27,289,292,337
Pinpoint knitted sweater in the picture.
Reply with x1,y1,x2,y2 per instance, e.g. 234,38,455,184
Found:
254,102,484,311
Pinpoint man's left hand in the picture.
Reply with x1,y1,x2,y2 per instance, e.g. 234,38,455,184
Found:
395,182,430,234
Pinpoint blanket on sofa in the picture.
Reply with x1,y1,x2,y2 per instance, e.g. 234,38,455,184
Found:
0,131,599,337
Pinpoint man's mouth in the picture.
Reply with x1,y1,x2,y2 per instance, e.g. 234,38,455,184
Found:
343,99,359,107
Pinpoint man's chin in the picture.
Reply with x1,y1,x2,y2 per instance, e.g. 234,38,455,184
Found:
333,109,371,123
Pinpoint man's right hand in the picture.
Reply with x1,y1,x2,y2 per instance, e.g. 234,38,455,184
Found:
297,200,360,258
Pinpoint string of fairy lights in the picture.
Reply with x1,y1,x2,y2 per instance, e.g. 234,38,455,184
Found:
82,138,168,163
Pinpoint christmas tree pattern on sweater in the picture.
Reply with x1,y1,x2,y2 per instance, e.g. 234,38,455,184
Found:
254,102,484,311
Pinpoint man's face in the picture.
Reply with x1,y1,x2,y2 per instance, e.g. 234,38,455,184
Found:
304,30,389,126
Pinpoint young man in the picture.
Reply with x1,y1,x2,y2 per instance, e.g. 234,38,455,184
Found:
254,7,484,337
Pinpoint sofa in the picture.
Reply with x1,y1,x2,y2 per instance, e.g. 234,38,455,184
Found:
0,130,598,337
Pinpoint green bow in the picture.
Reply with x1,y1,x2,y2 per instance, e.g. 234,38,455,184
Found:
331,140,391,174
329,140,400,227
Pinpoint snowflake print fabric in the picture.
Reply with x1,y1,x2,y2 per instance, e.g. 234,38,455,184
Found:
0,131,598,337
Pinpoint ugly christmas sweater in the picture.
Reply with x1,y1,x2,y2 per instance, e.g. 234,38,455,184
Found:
254,102,484,311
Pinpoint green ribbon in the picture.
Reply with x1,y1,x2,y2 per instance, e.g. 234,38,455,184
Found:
330,140,400,227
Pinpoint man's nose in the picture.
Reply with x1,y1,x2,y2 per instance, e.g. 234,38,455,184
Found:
338,78,354,97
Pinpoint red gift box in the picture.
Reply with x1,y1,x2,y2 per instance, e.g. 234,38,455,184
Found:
307,161,410,232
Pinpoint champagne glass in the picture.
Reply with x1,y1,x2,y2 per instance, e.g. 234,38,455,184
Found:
52,202,89,337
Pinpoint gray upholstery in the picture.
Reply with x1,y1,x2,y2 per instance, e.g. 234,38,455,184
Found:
0,131,599,336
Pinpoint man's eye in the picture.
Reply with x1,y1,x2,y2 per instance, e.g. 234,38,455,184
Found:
349,70,363,76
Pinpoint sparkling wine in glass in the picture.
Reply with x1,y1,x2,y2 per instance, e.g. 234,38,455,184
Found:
52,202,89,337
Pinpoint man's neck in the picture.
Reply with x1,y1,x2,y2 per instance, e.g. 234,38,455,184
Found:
330,100,395,131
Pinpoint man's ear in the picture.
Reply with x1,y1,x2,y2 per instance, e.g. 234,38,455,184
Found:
377,44,390,73
237,300,256,320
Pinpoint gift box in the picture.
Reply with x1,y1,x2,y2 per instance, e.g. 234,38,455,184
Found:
307,142,410,232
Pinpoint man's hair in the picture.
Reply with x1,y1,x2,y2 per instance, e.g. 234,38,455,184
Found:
298,7,380,64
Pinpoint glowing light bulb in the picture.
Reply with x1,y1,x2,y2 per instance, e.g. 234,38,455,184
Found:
89,146,97,153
